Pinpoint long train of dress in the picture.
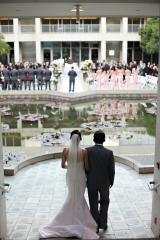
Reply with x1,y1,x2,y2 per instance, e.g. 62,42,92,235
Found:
39,154,99,239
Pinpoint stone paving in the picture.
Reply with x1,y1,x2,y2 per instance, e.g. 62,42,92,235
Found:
5,159,155,240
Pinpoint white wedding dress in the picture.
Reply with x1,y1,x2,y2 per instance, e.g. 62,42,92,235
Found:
39,134,99,239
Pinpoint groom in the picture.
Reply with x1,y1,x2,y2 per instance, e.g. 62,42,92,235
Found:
86,130,115,233
68,66,77,92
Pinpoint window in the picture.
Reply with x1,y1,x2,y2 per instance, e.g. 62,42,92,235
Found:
63,19,70,24
106,17,121,24
42,19,49,24
81,42,89,47
72,42,79,48
92,18,99,24
19,18,35,25
81,48,89,61
53,48,61,59
50,19,58,24
0,19,13,25
106,17,121,32
52,42,61,48
21,42,36,62
62,42,70,48
84,19,91,24
90,42,99,48
106,41,122,61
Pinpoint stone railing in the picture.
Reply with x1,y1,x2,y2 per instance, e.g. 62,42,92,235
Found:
4,150,154,176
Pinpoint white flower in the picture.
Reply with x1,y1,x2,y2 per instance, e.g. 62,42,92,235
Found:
81,59,93,71
51,59,64,72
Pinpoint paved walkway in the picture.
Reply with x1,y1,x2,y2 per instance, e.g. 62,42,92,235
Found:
5,159,155,240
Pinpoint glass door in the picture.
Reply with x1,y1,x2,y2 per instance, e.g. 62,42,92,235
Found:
91,48,99,63
43,49,51,62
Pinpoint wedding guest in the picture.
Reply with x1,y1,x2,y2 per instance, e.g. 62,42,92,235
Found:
28,65,36,90
44,66,52,90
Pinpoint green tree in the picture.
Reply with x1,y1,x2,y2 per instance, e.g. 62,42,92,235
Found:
0,34,10,55
139,18,160,54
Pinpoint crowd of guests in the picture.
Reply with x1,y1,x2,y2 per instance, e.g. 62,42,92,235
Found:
88,60,158,89
0,61,55,90
0,59,158,91
93,60,158,77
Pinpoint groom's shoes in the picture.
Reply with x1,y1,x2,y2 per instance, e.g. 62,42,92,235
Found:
97,225,108,233
96,227,99,233
103,225,108,231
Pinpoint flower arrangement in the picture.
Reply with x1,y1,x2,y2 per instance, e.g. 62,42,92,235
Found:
51,59,63,74
85,59,93,68
81,59,93,72
81,60,93,82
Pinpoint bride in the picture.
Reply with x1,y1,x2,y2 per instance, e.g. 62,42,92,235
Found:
39,130,99,239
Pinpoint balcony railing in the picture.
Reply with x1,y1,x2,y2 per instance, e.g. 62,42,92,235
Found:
128,24,141,32
20,24,35,33
106,24,121,32
41,24,99,33
0,25,13,33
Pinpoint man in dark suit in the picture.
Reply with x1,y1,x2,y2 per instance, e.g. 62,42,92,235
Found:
44,66,52,90
68,66,77,92
10,65,18,90
28,65,36,90
86,130,115,233
2,65,11,90
18,65,27,90
36,64,44,90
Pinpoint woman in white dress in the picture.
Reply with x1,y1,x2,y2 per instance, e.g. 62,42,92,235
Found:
39,130,99,239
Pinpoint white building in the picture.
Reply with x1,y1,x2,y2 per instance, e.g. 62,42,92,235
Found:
0,16,158,64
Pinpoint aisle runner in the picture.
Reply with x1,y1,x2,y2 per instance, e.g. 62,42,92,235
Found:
59,63,84,93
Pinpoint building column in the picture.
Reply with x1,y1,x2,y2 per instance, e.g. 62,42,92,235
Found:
151,51,160,238
13,18,20,63
0,124,7,240
35,18,42,63
100,41,106,61
122,40,128,64
122,17,128,33
100,17,106,61
100,17,106,34
122,17,128,63
14,41,20,63
36,41,42,63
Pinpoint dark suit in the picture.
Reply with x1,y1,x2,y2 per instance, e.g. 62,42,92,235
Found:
28,68,36,90
68,69,77,92
2,68,11,90
44,68,52,90
86,145,115,228
18,68,27,90
10,68,18,90
36,67,44,90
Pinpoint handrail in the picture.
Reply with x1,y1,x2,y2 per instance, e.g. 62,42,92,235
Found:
106,24,121,32
20,24,35,33
128,24,141,32
0,25,13,33
41,24,99,33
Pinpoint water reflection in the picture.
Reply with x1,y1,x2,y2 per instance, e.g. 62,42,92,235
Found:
0,99,156,147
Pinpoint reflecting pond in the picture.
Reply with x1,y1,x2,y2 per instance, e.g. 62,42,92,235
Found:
0,99,156,146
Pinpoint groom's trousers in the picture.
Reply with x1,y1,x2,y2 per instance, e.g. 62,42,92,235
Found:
88,188,110,228
69,79,75,92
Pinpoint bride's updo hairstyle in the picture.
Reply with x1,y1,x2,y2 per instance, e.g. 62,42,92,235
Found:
70,130,82,141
